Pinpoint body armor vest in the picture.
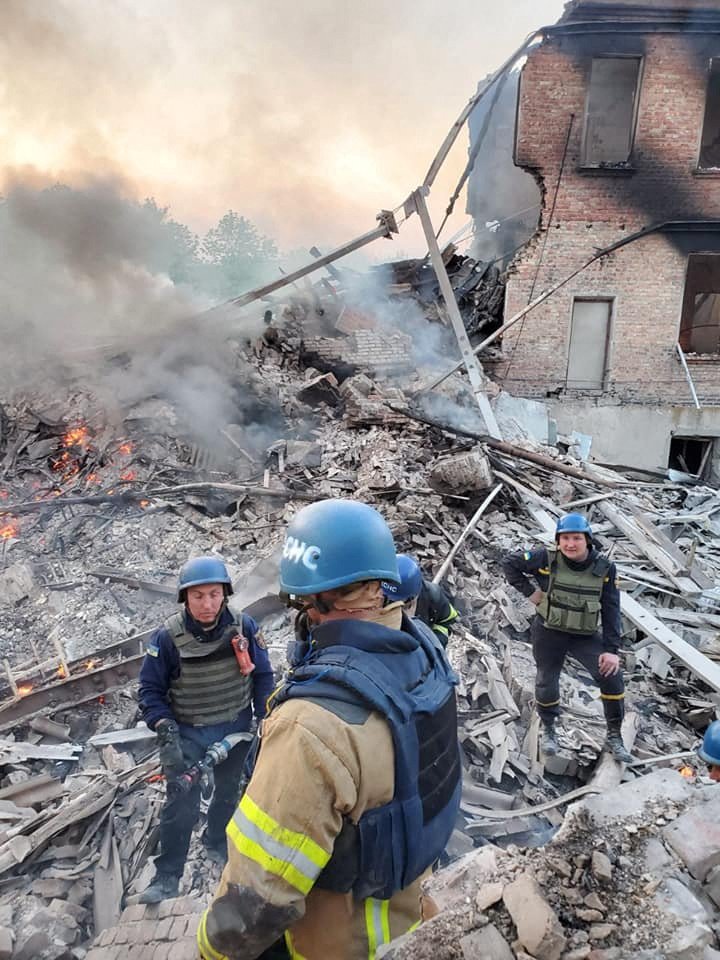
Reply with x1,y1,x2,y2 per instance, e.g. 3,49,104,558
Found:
536,549,610,635
255,615,461,901
165,613,252,726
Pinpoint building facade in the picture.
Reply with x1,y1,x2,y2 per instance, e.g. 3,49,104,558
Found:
500,0,720,477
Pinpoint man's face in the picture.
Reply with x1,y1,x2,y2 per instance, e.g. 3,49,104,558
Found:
557,532,589,562
709,764,720,783
186,583,225,624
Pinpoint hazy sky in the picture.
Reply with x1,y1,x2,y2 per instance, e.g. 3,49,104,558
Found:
1,0,567,253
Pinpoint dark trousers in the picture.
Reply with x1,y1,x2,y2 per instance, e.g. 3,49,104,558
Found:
531,618,625,727
154,735,250,878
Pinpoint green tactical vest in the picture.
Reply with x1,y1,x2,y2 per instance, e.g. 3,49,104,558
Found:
536,549,610,635
166,613,253,726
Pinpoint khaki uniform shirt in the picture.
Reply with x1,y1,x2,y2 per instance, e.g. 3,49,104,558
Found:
198,696,424,960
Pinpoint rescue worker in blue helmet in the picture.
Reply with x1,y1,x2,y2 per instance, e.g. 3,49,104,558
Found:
138,556,274,904
198,499,462,960
381,554,459,648
698,720,720,782
502,513,632,764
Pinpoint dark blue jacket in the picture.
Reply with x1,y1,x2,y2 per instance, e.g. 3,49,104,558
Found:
502,546,622,652
269,613,461,900
138,607,274,732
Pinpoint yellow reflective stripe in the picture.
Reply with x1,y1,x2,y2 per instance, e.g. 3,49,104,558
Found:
227,821,314,895
538,567,550,575
285,931,309,960
239,794,329,871
439,606,459,625
600,692,625,700
365,898,391,960
197,911,229,960
381,900,390,943
408,919,421,933
226,794,330,895
536,699,560,707
434,624,449,637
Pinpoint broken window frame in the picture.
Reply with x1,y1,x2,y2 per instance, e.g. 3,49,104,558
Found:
698,58,720,171
580,55,643,169
565,296,614,393
668,435,715,479
679,253,720,357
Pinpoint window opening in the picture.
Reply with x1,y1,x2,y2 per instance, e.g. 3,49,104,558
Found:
668,436,713,477
680,254,720,355
582,57,641,166
699,59,720,170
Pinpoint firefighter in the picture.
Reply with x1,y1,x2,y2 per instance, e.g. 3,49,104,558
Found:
698,720,720,782
501,513,632,764
138,556,274,904
197,499,462,960
381,554,459,647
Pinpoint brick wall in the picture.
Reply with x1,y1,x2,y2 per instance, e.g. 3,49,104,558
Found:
504,26,720,404
303,331,414,377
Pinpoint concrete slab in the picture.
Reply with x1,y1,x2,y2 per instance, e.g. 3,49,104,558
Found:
581,770,693,826
664,795,720,881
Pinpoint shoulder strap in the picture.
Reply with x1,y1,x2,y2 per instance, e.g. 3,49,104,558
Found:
164,613,186,639
591,555,612,578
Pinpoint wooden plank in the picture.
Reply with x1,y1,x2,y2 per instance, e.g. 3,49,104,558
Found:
628,506,714,590
598,501,701,594
0,740,82,762
93,820,123,934
621,593,720,693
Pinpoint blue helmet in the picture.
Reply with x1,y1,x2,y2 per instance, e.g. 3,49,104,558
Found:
556,513,592,539
279,499,399,596
382,554,423,602
177,556,233,602
698,720,720,766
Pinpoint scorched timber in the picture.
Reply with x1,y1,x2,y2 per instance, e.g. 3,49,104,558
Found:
0,656,145,732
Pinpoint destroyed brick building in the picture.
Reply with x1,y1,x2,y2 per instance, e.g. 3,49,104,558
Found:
497,0,720,480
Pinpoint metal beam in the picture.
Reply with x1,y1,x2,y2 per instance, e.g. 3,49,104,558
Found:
676,342,701,409
224,210,399,310
410,189,502,439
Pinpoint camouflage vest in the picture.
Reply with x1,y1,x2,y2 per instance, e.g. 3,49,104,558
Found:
166,613,253,726
536,549,610,635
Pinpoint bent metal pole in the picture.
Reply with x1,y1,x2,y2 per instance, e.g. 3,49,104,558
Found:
433,483,503,584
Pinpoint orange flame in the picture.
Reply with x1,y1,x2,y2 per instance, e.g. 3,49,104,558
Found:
17,683,32,697
51,424,92,481
56,664,67,679
120,470,137,482
118,441,134,456
63,425,90,449
86,473,101,485
0,518,19,540
85,659,99,671
680,766,695,779
140,499,150,508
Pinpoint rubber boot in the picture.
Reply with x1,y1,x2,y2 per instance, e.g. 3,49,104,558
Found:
541,720,559,757
138,872,180,904
605,723,633,764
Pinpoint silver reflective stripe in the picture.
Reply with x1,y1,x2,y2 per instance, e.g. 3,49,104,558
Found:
231,806,324,883
365,897,391,958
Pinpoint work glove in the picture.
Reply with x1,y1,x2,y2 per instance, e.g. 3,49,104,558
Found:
155,718,185,777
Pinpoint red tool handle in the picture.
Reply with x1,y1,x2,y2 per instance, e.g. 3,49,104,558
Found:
231,635,256,676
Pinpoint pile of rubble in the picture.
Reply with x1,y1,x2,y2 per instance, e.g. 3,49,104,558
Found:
381,769,720,960
0,288,719,956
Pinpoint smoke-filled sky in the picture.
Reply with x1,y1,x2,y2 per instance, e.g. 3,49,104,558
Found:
2,0,566,252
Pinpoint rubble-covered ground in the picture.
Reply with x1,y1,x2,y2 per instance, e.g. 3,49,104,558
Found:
0,264,719,958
